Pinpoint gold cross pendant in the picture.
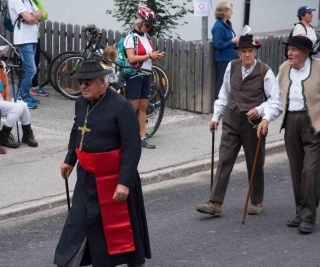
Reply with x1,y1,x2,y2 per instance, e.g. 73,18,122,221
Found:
78,122,91,151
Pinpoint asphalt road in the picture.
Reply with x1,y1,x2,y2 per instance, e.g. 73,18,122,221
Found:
0,149,319,267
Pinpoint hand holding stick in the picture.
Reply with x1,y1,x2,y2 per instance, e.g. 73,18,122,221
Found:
242,130,264,224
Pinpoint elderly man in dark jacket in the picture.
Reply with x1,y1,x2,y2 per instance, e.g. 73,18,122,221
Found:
54,60,151,267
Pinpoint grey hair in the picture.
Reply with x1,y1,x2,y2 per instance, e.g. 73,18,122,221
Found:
214,2,233,19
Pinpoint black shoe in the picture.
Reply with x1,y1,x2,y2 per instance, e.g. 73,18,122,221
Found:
298,221,314,234
22,129,38,147
286,217,301,227
0,130,20,148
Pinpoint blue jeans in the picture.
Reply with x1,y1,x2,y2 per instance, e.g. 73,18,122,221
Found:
17,43,37,99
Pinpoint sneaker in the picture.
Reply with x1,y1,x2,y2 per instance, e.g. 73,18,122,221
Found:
22,97,37,109
0,146,7,154
29,95,40,104
247,202,263,215
141,138,156,149
30,87,49,97
196,201,222,216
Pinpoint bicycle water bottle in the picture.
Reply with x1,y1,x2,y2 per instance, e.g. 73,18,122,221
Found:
109,72,115,83
114,71,120,83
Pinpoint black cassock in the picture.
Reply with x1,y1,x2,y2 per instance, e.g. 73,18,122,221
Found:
54,89,151,267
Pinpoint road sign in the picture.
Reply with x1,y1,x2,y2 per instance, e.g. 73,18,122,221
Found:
194,0,212,17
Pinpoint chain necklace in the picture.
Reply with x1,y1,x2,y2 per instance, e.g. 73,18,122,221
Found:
84,92,106,124
78,92,106,151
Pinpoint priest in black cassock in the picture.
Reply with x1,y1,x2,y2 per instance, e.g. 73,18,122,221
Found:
54,60,151,267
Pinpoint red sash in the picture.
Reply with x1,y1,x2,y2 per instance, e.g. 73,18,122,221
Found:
76,148,135,255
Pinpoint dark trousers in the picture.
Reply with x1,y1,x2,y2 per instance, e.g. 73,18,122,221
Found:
210,107,265,204
284,112,320,223
214,61,229,100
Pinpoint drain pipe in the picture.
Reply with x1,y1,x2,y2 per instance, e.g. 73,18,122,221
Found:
244,0,251,26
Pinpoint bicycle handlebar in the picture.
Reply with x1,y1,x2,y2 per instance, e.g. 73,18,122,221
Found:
101,57,153,75
84,24,96,32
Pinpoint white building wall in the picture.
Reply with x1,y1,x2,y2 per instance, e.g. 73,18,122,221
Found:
40,0,319,41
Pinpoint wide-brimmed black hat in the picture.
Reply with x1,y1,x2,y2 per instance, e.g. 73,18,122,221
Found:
282,36,316,55
234,34,261,50
71,60,113,79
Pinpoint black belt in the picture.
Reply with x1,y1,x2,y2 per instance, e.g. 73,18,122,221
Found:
287,110,306,114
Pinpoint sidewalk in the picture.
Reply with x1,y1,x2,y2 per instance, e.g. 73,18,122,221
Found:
0,88,285,220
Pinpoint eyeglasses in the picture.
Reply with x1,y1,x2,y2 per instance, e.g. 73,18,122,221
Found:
77,79,95,86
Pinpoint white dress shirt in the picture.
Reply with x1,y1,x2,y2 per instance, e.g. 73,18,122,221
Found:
262,57,311,123
212,59,276,122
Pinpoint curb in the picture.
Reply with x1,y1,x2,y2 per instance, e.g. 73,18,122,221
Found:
0,140,285,221
140,140,285,185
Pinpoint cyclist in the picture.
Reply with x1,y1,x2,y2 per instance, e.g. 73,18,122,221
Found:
124,6,164,149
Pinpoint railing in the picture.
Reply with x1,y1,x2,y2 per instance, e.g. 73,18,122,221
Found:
0,21,289,114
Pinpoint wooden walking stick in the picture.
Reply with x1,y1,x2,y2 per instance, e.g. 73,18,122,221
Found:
65,179,71,211
241,130,264,224
210,130,215,190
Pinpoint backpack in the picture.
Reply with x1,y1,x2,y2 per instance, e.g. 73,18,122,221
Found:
115,32,138,75
284,22,310,59
0,0,31,32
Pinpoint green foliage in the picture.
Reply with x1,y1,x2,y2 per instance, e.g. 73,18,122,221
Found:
106,0,193,39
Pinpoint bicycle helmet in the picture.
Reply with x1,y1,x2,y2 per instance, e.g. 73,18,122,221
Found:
136,6,156,26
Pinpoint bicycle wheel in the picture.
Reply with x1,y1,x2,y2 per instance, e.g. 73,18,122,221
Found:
152,63,171,102
49,51,80,90
38,48,51,87
145,85,164,138
53,55,85,100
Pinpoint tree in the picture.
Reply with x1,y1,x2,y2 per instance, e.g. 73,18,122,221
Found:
106,0,193,39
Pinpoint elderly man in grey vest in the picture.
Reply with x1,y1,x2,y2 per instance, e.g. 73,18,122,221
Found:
196,34,276,217
257,36,320,234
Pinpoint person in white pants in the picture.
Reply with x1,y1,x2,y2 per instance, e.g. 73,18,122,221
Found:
0,48,38,148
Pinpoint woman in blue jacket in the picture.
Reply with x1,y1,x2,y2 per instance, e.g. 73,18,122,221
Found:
211,2,238,99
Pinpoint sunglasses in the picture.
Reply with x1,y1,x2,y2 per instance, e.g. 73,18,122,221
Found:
77,79,95,86
144,22,153,29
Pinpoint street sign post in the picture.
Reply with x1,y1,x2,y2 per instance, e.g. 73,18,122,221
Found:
193,0,212,41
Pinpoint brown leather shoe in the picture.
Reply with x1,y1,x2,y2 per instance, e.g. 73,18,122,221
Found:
247,202,263,215
196,201,222,216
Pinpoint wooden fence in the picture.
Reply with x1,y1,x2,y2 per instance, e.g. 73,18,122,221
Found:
0,21,289,114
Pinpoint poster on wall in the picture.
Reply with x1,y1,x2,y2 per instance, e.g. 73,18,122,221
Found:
194,0,212,17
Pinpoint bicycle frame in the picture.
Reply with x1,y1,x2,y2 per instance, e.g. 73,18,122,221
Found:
0,34,20,64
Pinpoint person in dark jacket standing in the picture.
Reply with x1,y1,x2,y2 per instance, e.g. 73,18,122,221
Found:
211,1,239,100
54,60,151,267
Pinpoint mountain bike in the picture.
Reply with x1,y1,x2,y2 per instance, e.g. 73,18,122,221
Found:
151,62,171,101
53,55,170,103
50,25,171,101
107,60,165,138
48,24,104,90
